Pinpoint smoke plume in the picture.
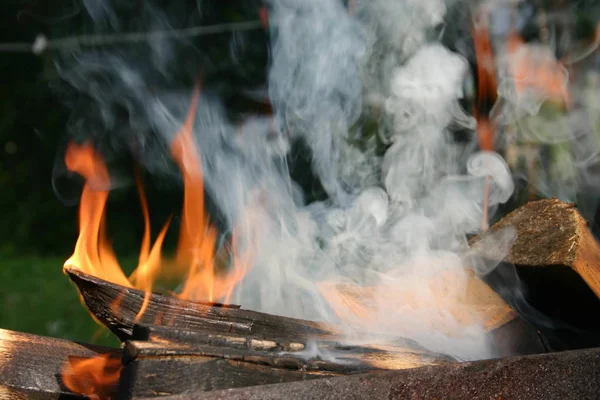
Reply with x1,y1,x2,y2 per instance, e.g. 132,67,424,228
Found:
52,0,600,361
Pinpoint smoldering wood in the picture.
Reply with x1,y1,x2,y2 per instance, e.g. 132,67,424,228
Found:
117,355,337,400
129,323,453,359
118,321,548,398
0,328,119,400
65,268,338,342
117,323,454,398
126,323,454,371
135,347,600,400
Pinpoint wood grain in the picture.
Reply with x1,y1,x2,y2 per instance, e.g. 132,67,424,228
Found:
0,328,119,399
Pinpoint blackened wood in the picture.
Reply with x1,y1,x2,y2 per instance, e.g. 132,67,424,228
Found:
129,323,452,360
66,268,548,359
118,324,451,399
133,318,547,360
0,328,119,400
65,268,337,342
117,356,338,400
123,333,451,373
141,347,600,400
487,317,549,356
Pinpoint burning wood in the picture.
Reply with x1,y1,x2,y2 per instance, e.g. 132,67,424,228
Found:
65,264,548,358
65,267,337,342
0,328,120,399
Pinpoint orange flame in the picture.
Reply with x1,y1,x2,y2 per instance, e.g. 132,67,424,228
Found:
63,83,250,310
64,144,132,288
62,354,122,399
472,11,497,231
169,84,249,303
62,83,251,396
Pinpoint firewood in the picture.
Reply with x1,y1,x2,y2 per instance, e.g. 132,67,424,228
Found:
126,323,453,370
470,198,600,350
118,355,336,400
65,266,548,358
140,347,600,400
118,324,452,399
0,328,119,399
65,268,337,342
470,198,600,299
318,268,517,334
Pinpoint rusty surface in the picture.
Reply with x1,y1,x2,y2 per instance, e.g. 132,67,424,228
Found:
149,347,600,400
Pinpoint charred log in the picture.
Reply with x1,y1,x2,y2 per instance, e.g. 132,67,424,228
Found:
117,323,452,399
65,268,337,342
142,347,600,400
65,263,548,358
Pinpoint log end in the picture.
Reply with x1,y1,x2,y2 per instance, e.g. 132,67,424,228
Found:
470,198,581,268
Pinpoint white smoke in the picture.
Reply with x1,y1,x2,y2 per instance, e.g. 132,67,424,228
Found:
60,0,597,362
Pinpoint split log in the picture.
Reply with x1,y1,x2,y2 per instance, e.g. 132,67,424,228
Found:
0,328,119,399
471,199,600,298
471,199,600,349
65,268,337,342
118,323,452,399
127,323,454,371
137,346,600,400
65,268,547,358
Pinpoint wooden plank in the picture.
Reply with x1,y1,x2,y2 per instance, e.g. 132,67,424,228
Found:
136,347,600,400
0,328,119,399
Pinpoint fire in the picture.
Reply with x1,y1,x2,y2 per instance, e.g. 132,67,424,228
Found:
63,144,132,288
61,354,122,399
64,84,248,307
61,84,250,396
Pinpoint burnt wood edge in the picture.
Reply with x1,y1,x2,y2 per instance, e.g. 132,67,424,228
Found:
0,328,120,399
138,347,600,400
65,268,342,341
